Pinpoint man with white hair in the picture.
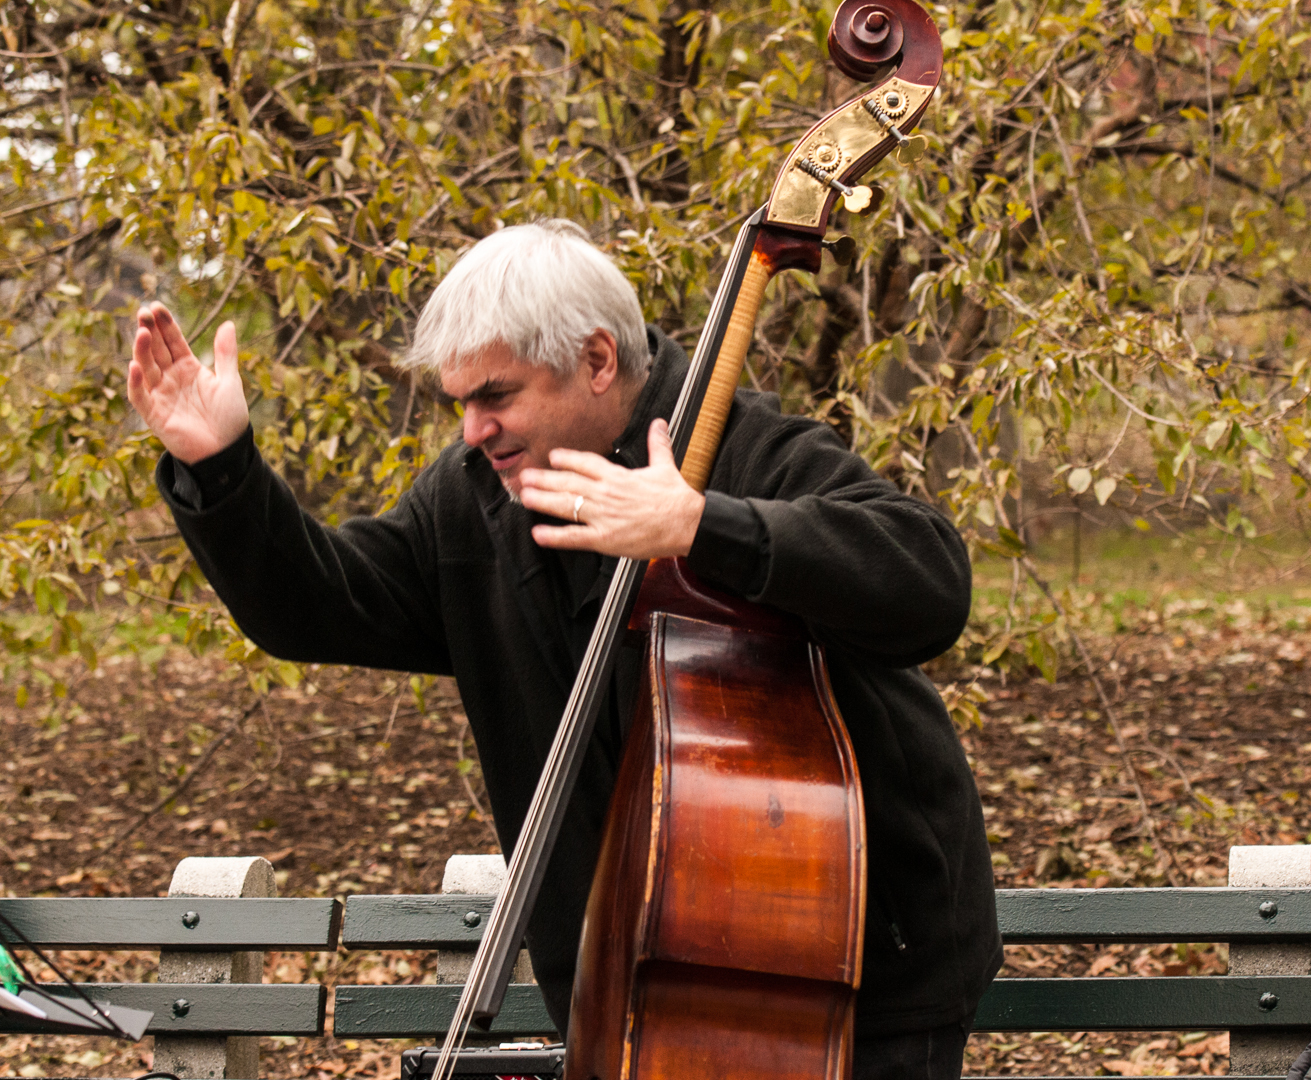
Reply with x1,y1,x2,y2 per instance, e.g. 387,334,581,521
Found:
129,220,1001,1080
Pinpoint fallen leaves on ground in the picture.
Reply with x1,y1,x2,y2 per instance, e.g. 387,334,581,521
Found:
2,595,1310,1075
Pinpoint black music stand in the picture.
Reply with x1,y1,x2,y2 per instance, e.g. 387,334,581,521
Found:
0,984,152,1039
0,907,153,1040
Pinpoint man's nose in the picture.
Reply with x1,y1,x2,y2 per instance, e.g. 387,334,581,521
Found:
462,405,498,448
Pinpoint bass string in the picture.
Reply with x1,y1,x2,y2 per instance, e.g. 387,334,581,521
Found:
429,215,763,1080
465,212,763,1001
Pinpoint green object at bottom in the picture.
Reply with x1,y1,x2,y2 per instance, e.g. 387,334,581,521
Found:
0,947,23,994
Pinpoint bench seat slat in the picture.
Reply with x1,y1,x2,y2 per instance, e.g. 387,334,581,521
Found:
997,888,1311,943
334,975,1311,1038
342,896,495,949
333,984,554,1037
0,983,327,1036
977,975,1311,1031
0,898,342,950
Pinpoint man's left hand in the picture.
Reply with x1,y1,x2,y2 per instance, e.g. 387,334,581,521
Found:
520,419,706,559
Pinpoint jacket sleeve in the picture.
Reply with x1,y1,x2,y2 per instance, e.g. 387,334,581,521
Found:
156,449,453,675
697,396,972,668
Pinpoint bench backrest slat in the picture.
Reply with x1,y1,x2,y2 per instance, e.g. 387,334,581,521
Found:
333,983,554,1038
332,973,1311,1038
341,889,1311,951
0,898,342,950
997,888,1311,942
341,895,495,949
330,973,1311,1037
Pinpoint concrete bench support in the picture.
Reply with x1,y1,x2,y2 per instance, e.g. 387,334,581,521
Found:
439,855,533,987
154,856,276,1079
1229,845,1311,1076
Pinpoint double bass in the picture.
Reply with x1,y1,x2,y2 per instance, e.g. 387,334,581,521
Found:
429,2,944,1076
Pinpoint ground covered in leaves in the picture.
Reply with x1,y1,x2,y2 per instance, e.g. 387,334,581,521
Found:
957,592,1311,1076
2,567,1311,1077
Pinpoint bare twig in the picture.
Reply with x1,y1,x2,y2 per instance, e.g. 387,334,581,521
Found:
383,689,403,746
1005,555,1021,639
1128,744,1211,815
1026,123,1062,278
283,714,416,745
0,220,121,274
454,718,487,820
453,717,494,839
0,43,78,59
582,140,645,212
1091,407,1133,471
1084,364,1185,428
188,256,254,341
860,258,873,349
398,372,418,440
1044,106,1107,296
1173,14,1217,313
258,697,283,773
0,194,79,223
102,698,261,854
274,299,324,366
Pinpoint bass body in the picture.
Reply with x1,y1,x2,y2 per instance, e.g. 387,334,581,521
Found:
568,558,865,1080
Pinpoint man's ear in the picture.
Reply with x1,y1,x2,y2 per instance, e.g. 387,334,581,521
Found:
579,329,619,395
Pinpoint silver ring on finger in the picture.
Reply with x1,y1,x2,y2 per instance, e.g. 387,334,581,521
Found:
572,494,585,523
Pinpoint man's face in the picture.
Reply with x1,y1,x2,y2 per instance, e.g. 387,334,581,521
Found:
440,343,617,497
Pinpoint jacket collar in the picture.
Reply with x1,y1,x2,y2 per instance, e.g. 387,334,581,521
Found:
610,325,690,469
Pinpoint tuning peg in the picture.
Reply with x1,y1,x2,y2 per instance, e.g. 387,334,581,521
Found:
794,157,884,219
896,136,928,165
843,184,884,215
823,236,858,265
863,98,931,168
843,187,873,214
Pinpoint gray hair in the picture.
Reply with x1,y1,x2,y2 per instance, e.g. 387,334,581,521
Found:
405,220,649,379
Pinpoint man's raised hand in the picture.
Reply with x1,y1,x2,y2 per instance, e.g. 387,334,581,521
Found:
127,303,249,465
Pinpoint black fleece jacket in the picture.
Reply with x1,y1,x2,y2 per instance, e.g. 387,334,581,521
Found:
156,326,1002,1039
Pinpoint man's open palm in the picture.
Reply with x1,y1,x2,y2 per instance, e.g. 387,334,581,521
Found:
127,303,249,465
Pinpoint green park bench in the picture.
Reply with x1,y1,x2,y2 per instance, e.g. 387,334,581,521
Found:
335,848,1311,1079
6,848,1311,1077
335,884,1311,1041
